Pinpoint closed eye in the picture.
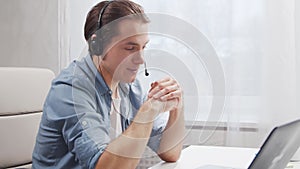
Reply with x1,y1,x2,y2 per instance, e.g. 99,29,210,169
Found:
124,46,136,51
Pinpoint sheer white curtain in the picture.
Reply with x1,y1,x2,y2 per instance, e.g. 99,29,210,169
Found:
135,0,300,147
225,0,299,146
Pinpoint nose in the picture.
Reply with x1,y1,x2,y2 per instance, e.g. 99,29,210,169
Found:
132,50,144,65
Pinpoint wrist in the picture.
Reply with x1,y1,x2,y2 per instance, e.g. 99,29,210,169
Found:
133,99,160,124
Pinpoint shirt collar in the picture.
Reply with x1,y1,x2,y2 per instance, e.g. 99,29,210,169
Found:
85,54,111,96
119,82,130,96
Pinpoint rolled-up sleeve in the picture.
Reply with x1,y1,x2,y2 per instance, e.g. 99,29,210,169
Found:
49,77,110,169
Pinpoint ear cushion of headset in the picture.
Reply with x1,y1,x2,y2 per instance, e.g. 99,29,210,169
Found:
91,39,101,56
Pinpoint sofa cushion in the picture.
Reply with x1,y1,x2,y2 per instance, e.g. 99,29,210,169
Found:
0,67,54,168
0,113,42,168
0,67,54,115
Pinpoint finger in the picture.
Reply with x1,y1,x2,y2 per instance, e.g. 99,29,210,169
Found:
148,79,177,97
148,81,158,93
156,77,172,84
150,77,174,93
160,90,182,101
152,84,178,99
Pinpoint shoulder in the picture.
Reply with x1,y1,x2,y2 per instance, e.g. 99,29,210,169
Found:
52,59,95,91
46,60,97,111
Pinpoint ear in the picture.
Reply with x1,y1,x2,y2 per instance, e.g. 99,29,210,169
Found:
91,34,97,41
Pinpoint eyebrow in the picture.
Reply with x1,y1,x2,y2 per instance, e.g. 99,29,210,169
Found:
124,40,149,46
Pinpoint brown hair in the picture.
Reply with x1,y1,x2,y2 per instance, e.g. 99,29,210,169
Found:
84,0,149,55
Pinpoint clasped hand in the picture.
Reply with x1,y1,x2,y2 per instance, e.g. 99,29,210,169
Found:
147,77,183,113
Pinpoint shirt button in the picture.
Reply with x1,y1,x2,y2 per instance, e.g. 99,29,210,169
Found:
82,120,87,126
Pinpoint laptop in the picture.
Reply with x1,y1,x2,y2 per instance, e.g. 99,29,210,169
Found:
197,119,300,169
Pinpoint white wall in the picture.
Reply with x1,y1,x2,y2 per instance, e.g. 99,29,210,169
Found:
0,0,60,74
295,0,300,160
69,0,100,59
296,0,300,112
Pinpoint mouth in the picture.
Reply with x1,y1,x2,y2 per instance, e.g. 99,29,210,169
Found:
126,68,138,74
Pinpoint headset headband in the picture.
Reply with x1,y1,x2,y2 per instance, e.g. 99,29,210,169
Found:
97,1,114,30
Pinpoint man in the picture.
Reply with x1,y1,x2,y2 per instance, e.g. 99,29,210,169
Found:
32,1,185,168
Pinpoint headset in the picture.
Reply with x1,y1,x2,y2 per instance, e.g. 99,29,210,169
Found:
90,0,149,76
90,1,113,57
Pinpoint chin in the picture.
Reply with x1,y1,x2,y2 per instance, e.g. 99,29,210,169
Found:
121,75,136,83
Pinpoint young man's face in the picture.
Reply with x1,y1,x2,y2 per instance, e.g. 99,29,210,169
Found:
102,19,149,83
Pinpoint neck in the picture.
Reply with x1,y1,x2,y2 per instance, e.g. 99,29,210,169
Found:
92,56,119,97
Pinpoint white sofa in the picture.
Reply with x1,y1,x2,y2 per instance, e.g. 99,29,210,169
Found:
0,67,55,168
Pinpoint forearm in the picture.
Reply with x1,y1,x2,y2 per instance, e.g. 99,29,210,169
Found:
146,77,185,162
158,106,185,162
95,123,152,169
95,100,158,169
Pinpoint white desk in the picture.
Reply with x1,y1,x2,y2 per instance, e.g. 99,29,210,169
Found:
149,145,300,169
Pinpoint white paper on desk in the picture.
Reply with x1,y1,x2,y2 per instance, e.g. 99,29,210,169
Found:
149,146,259,169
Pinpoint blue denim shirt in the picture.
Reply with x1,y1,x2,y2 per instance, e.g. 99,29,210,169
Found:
32,55,167,169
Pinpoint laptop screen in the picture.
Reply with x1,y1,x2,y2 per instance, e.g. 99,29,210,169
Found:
248,119,300,169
